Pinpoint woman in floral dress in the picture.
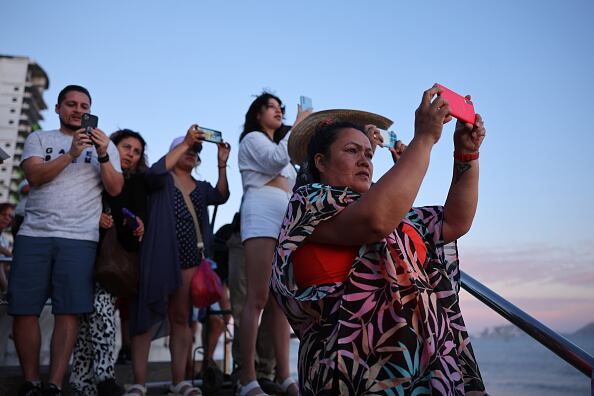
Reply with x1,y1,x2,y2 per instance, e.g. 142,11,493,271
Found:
271,85,488,395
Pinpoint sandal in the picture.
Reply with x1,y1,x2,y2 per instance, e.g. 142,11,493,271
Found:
168,380,202,396
123,383,147,396
277,377,299,396
237,379,268,396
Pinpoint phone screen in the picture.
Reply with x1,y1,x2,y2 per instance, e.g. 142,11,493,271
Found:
299,96,312,111
199,127,223,143
379,130,398,148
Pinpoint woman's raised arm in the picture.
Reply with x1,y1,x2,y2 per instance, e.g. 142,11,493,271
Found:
311,86,451,245
442,112,486,243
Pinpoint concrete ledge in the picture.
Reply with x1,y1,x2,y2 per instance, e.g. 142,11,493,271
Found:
0,361,235,395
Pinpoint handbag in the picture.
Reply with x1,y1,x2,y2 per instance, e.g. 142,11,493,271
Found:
171,173,223,308
95,226,139,297
191,257,224,308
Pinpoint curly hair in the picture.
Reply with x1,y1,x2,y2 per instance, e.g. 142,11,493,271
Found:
109,129,148,175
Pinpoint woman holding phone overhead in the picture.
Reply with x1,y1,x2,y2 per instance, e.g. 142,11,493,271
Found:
271,85,488,395
125,125,230,396
236,92,311,396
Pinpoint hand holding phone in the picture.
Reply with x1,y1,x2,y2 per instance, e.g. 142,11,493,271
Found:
198,127,223,144
122,208,138,230
378,129,398,148
435,84,476,125
299,96,312,112
81,113,100,148
81,113,99,134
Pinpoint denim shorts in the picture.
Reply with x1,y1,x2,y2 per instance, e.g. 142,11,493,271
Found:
7,235,97,315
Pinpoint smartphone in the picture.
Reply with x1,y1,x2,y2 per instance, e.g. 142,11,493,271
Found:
122,207,138,230
81,113,99,133
199,127,223,144
299,96,312,111
435,84,476,125
379,129,398,148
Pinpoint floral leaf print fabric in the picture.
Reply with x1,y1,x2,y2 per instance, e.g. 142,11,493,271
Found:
271,183,487,395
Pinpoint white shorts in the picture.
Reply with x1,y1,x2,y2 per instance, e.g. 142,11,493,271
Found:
240,186,292,242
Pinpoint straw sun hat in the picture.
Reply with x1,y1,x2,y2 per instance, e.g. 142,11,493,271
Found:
288,109,393,166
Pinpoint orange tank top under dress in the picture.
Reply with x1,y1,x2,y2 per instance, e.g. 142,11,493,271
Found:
292,243,358,288
291,223,427,288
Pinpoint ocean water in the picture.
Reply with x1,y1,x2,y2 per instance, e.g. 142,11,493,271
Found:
283,335,594,395
470,335,593,396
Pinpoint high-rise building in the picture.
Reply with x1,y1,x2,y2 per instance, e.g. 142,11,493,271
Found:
0,55,49,203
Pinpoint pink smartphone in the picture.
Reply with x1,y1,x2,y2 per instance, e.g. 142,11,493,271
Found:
435,84,476,125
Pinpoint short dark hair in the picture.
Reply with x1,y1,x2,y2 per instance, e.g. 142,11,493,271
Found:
294,121,367,190
109,129,148,174
240,92,285,142
57,85,92,105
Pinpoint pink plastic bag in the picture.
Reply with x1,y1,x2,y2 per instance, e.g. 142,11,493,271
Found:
191,258,224,308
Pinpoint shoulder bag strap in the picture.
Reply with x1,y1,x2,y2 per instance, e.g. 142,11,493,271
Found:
172,173,204,251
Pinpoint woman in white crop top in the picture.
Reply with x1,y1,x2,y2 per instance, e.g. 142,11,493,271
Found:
236,93,310,396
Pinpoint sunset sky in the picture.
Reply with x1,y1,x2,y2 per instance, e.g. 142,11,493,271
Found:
2,0,592,334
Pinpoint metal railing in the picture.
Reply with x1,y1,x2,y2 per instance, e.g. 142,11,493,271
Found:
460,271,594,394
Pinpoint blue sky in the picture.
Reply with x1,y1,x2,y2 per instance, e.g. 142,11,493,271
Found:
2,0,593,332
